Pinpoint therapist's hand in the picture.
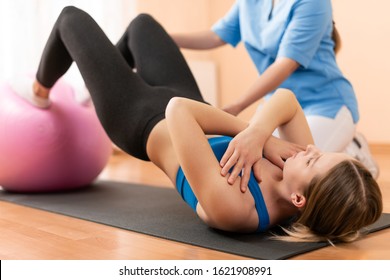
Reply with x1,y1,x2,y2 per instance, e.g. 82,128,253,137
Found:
220,128,266,193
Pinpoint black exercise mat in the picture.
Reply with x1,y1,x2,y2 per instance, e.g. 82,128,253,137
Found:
1,180,389,259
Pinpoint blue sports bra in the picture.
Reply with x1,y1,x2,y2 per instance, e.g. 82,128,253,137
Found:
175,136,270,232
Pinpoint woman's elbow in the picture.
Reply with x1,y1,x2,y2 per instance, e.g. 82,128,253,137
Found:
275,88,299,106
275,88,295,99
205,206,252,232
166,97,187,120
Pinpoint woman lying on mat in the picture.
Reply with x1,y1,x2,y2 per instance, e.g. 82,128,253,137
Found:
17,7,382,243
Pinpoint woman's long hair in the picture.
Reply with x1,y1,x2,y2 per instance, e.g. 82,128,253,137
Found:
275,160,382,244
332,21,342,54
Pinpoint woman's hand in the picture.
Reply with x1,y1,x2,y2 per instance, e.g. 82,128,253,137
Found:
220,132,305,193
219,128,266,193
263,136,305,169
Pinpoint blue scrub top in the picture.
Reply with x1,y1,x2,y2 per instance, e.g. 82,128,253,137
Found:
212,0,359,123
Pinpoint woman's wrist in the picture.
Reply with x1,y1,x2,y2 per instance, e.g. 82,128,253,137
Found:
246,125,270,147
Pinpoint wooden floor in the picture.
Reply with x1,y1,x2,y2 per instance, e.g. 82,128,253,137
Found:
1,147,390,260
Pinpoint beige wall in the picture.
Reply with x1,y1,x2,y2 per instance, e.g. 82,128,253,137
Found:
137,0,390,144
332,0,390,144
137,0,212,62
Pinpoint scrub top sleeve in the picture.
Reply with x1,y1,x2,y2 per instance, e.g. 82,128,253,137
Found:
277,0,332,68
211,1,241,47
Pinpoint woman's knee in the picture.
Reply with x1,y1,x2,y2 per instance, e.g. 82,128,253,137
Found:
59,6,81,19
58,6,91,28
129,13,159,33
306,109,355,152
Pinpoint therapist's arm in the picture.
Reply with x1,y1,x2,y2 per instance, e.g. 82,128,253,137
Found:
171,30,226,50
222,57,300,116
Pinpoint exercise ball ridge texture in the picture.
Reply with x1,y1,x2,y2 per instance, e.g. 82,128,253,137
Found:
0,79,112,192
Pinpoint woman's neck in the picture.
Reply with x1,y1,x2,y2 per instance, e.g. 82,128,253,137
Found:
259,158,298,225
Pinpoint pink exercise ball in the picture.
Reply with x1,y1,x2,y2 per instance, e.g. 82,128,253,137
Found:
0,78,112,192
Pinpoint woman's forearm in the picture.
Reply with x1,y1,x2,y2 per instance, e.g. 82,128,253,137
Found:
166,97,247,139
249,89,314,146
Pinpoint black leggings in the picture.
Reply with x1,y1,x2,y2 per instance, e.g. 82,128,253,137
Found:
36,6,206,160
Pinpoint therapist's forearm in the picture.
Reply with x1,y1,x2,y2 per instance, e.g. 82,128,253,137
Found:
171,30,226,50
234,58,299,112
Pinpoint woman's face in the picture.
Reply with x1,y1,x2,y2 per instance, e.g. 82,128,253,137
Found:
283,145,352,192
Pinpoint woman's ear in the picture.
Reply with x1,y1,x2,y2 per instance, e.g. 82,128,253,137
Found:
291,192,306,209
